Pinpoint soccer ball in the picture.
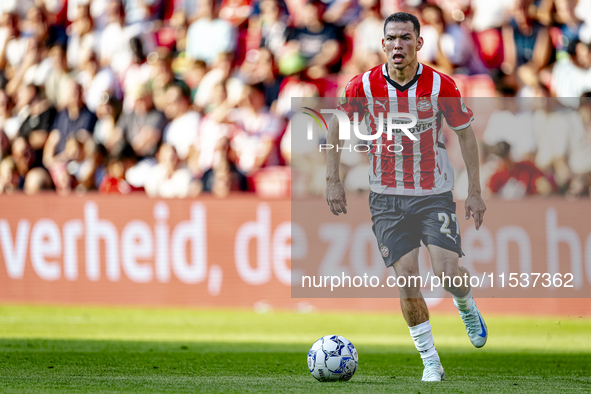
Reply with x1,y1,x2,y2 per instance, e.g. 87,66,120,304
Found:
307,335,358,382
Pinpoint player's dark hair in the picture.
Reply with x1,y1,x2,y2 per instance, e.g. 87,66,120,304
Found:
383,12,420,37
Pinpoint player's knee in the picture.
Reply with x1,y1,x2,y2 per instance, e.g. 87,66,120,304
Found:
395,266,420,281
432,258,460,279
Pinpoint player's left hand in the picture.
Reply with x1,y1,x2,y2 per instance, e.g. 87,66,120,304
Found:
465,193,486,230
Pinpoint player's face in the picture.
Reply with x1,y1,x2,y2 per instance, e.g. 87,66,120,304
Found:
382,21,423,70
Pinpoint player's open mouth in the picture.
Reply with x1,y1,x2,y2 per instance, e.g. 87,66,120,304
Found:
393,54,405,63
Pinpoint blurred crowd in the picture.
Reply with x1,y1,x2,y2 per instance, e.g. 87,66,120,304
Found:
0,0,590,198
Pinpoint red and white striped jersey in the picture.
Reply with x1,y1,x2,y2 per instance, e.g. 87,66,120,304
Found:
337,63,473,196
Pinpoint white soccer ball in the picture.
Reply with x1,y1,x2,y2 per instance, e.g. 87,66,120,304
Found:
307,335,358,382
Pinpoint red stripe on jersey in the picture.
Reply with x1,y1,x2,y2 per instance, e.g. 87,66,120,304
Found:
434,116,443,176
381,139,396,186
402,137,415,188
367,67,388,140
417,70,434,118
395,89,414,188
365,67,391,186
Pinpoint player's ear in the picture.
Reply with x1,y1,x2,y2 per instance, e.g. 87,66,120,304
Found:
416,36,424,51
381,38,386,53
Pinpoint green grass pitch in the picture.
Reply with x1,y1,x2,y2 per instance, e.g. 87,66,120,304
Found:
0,304,590,393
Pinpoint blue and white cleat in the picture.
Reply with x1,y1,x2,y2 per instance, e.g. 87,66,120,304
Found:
456,301,488,348
421,360,445,381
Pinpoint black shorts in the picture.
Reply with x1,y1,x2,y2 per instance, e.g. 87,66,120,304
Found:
369,191,464,267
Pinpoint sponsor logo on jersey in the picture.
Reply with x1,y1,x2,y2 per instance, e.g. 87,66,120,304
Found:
417,99,432,112
382,119,435,134
374,100,388,111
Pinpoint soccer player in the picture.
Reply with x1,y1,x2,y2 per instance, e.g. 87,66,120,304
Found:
325,12,488,381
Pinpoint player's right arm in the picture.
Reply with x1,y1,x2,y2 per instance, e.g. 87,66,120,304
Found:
325,114,347,216
325,75,364,215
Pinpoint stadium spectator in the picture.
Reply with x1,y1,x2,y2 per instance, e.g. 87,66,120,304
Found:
0,13,28,71
145,143,196,198
12,136,52,193
481,89,537,163
45,44,72,111
554,0,583,49
43,80,97,169
282,0,340,75
121,37,152,113
228,84,283,175
0,88,16,139
123,0,164,25
488,141,554,198
470,0,513,69
93,94,123,156
551,39,591,107
99,1,142,76
189,84,243,193
156,11,189,54
77,52,119,113
419,4,487,75
99,149,141,194
3,81,38,140
149,48,191,112
25,6,64,51
194,52,244,111
256,0,288,58
186,0,236,65
181,59,207,103
162,82,200,161
350,0,386,74
533,97,583,189
0,155,20,192
566,92,591,196
18,85,56,166
116,84,167,159
23,167,53,194
219,0,253,27
0,127,8,160
66,3,96,70
502,0,551,75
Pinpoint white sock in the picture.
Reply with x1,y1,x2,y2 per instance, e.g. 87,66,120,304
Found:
408,320,440,364
452,287,474,312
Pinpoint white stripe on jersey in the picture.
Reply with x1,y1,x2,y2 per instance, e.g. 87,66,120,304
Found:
385,71,404,194
431,72,443,191
362,71,381,190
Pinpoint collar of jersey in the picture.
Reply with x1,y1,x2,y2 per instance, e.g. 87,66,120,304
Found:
381,63,423,92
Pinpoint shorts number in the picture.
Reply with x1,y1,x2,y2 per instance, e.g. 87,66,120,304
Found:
438,213,458,234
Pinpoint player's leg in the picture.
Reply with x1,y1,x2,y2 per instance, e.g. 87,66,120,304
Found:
428,244,487,348
392,249,444,382
418,190,488,348
369,192,443,381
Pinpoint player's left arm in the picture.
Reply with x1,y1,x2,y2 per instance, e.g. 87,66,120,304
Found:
455,124,486,230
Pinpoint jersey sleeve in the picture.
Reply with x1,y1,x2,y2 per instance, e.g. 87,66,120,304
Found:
336,75,365,121
439,77,474,131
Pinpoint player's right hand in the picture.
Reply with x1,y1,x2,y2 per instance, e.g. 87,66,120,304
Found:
326,181,347,216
